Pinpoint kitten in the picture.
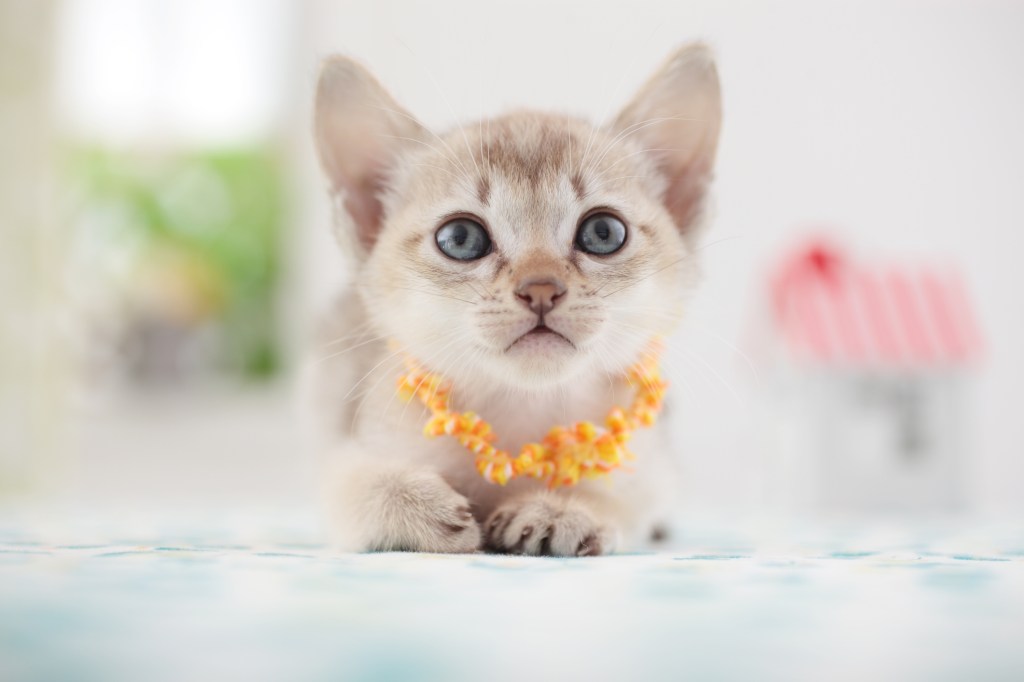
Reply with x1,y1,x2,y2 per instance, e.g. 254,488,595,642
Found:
312,44,721,555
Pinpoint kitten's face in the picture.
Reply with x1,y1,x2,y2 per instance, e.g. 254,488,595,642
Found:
316,46,721,390
367,114,693,387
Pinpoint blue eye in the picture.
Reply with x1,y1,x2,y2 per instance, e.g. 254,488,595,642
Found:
575,213,627,255
436,218,491,261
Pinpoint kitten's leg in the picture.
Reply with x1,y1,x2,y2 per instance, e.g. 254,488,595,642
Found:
328,459,481,553
482,491,618,557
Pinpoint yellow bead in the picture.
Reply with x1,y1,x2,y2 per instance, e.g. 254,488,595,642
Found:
575,421,597,441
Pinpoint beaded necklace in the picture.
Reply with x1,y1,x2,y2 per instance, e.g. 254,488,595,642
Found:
396,340,667,488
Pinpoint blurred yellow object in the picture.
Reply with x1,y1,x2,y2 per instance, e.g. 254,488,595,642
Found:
132,244,227,327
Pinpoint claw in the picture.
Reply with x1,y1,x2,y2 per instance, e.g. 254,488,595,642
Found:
576,533,602,557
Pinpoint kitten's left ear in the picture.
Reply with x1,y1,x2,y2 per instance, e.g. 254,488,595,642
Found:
611,43,722,236
315,55,428,253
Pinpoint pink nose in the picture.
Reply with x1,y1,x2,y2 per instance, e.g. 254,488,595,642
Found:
515,278,567,316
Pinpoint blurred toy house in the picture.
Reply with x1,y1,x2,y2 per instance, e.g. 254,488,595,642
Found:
758,241,983,513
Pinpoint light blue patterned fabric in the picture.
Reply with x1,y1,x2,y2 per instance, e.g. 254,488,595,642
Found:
1,516,1022,681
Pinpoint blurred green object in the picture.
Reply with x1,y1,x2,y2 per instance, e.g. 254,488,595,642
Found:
67,146,286,381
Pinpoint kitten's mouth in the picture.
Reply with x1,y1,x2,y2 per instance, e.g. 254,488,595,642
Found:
505,324,575,352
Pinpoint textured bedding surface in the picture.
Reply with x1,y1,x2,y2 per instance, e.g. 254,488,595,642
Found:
1,513,1022,682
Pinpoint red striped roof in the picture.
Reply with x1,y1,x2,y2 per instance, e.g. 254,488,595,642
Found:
771,241,983,367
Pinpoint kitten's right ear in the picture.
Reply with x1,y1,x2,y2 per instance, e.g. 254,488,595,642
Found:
315,56,427,252
611,44,722,238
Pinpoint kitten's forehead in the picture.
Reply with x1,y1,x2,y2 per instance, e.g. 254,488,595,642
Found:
462,112,649,195
473,113,578,191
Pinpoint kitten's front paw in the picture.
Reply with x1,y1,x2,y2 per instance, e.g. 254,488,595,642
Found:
345,468,481,554
484,494,614,557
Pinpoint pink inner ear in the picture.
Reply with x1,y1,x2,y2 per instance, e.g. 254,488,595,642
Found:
343,174,385,250
662,154,713,234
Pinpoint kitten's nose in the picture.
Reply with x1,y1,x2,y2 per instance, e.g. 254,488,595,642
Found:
515,278,567,317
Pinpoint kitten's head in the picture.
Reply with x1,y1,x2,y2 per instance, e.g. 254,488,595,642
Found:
315,45,721,391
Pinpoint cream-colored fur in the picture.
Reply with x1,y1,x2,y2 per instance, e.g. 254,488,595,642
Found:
312,44,722,556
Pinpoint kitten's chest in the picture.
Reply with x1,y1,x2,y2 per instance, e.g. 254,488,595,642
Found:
471,383,633,450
